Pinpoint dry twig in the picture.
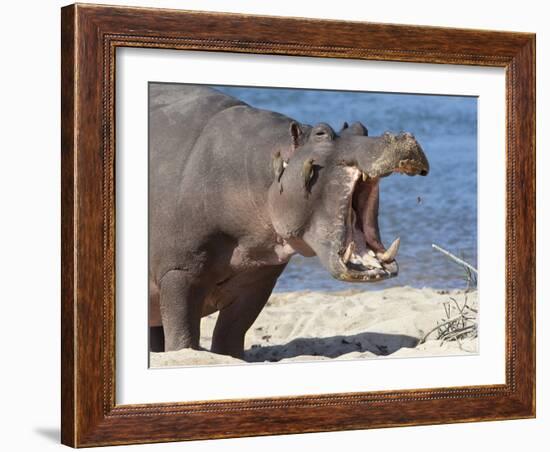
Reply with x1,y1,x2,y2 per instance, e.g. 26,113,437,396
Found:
420,244,479,345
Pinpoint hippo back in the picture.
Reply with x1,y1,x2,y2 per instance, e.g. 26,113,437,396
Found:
149,85,243,276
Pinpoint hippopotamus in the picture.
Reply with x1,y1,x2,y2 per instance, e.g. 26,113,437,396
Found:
148,84,430,357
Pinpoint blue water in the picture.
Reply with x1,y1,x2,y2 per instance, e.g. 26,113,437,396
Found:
215,85,478,291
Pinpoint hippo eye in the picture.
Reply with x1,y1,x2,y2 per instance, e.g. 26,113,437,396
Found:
311,123,335,142
312,127,334,142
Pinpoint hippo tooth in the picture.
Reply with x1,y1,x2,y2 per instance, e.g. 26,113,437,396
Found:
343,241,355,263
362,171,368,181
360,252,383,269
367,248,376,257
376,237,401,263
283,161,288,168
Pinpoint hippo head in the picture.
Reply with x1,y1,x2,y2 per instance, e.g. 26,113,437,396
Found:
268,121,429,283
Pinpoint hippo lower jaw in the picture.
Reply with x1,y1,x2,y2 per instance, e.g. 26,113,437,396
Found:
333,167,402,282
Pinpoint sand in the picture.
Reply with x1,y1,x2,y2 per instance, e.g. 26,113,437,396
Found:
150,287,478,367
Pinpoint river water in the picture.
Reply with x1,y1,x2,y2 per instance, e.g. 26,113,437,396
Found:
215,85,477,291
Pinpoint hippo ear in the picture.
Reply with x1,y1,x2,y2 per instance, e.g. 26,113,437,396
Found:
340,121,369,137
290,121,304,150
350,121,368,136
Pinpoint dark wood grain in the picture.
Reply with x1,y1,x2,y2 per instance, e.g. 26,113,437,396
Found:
60,5,76,446
61,3,536,447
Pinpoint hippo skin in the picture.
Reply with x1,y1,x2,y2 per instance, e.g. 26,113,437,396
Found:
149,84,430,357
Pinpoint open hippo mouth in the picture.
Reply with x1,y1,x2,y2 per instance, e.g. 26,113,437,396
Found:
336,161,426,282
271,128,429,283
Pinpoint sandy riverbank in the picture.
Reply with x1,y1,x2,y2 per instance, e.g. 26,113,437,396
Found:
150,287,478,367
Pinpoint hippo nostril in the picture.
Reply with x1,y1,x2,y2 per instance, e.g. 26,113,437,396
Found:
420,170,428,176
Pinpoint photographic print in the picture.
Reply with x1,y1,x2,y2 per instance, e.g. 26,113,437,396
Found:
148,83,478,367
61,4,535,445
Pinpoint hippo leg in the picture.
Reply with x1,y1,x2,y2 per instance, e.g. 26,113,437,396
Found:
159,270,207,351
211,265,285,358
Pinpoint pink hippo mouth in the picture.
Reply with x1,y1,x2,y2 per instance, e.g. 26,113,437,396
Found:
336,169,401,282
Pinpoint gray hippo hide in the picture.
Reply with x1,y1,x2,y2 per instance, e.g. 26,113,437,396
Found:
148,84,430,357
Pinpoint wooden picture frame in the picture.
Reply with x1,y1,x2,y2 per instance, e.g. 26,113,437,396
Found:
61,3,535,447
